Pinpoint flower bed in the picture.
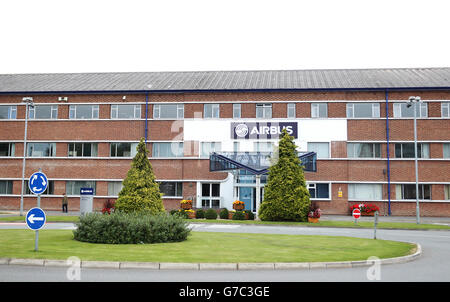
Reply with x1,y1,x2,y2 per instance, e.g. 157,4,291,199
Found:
180,200,193,210
349,203,380,216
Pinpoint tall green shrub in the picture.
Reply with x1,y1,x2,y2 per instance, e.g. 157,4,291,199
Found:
114,138,165,214
258,129,311,222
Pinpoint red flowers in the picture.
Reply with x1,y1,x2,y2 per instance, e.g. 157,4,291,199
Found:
102,199,115,215
349,203,379,214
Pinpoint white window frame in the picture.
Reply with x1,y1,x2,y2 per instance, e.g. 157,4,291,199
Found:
107,181,123,196
152,142,184,158
0,143,15,157
443,143,450,158
311,103,328,118
233,104,241,118
110,142,138,157
346,103,380,118
348,183,383,201
27,143,56,157
68,143,98,157
158,181,183,198
307,183,331,200
200,142,222,157
395,143,430,159
393,102,428,118
287,103,296,118
347,143,381,158
111,104,141,119
69,105,99,119
201,183,221,208
396,184,431,200
307,142,330,159
0,106,17,119
256,103,272,119
204,104,220,119
29,105,58,119
254,141,274,153
66,181,96,196
153,104,184,119
442,102,450,118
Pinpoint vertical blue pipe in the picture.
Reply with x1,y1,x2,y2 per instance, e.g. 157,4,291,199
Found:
145,92,149,143
385,90,391,215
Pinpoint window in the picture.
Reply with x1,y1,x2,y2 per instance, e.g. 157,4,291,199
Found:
396,184,431,200
254,142,274,153
27,143,56,157
444,143,450,158
395,143,430,159
159,182,183,197
348,184,382,200
393,102,427,118
0,143,15,156
23,180,54,195
153,104,184,119
307,142,330,159
110,142,138,157
68,143,98,157
107,181,123,196
0,106,17,119
308,183,330,199
445,185,450,200
152,142,184,157
201,142,222,157
311,103,327,118
69,105,99,119
256,104,272,118
442,102,450,118
111,104,141,119
287,103,296,118
346,103,380,118
201,183,220,208
347,143,381,158
233,104,241,118
29,105,58,119
0,180,13,194
66,181,96,196
233,142,240,152
204,104,220,118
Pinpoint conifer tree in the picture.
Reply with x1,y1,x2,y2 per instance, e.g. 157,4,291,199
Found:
114,138,165,214
258,129,311,221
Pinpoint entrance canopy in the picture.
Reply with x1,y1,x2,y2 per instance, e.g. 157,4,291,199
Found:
209,151,317,175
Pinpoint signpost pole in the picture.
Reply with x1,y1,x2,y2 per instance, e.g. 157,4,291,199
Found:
374,211,379,240
35,230,39,252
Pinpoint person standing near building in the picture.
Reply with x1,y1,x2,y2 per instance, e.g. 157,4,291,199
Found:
62,193,68,213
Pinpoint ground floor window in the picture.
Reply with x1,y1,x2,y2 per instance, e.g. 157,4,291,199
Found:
0,180,13,194
348,184,382,200
159,181,183,197
201,183,220,208
308,183,330,199
396,184,431,200
66,181,96,195
107,181,123,196
445,185,450,200
24,180,54,195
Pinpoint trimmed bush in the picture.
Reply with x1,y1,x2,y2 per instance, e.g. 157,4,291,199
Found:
232,211,246,220
219,208,229,219
73,212,190,244
245,210,255,220
204,209,218,220
195,209,205,219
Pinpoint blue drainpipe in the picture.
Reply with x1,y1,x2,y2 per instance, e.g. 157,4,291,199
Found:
385,90,391,215
145,92,149,143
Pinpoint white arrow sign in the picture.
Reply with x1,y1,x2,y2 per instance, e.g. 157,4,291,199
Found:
28,214,45,224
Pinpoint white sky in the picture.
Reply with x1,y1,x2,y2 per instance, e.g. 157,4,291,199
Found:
0,0,449,74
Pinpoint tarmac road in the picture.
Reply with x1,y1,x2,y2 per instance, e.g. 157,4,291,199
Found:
0,222,449,282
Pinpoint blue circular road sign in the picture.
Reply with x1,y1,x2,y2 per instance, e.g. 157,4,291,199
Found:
26,207,46,230
28,172,48,195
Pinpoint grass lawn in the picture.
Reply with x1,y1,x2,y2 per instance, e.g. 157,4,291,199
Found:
0,229,415,263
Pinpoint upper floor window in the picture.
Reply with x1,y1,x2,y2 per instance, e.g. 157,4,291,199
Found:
444,143,450,158
29,105,58,119
254,142,274,153
0,180,13,194
201,142,222,157
287,103,296,118
0,143,15,156
311,103,327,118
0,106,17,119
442,102,450,118
69,105,99,119
24,180,54,195
256,104,272,119
233,104,241,118
347,143,381,158
395,143,430,159
110,142,138,157
396,184,431,200
152,142,184,158
346,103,380,118
153,104,184,119
204,104,220,118
27,143,56,157
111,104,141,119
393,102,427,118
68,143,98,157
307,142,330,159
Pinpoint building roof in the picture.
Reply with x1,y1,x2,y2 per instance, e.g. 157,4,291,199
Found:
0,68,449,93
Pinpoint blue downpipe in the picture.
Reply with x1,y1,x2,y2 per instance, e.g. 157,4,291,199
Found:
386,90,391,215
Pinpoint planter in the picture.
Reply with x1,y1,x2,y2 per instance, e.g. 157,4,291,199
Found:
308,217,320,223
233,204,245,211
181,204,192,210
361,212,375,216
187,211,196,219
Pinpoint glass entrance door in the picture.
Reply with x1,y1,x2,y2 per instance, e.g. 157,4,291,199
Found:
239,187,253,211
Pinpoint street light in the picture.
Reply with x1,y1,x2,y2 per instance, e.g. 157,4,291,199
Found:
19,97,34,216
407,96,421,224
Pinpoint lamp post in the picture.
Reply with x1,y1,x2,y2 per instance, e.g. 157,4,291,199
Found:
407,96,421,224
19,97,34,216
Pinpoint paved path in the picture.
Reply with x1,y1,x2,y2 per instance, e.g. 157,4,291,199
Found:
0,222,449,282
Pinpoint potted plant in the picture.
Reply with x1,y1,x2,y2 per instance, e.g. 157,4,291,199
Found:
180,199,193,210
185,209,196,219
308,203,321,223
232,200,245,210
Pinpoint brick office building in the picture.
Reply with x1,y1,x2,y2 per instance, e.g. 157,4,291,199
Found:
0,68,449,216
